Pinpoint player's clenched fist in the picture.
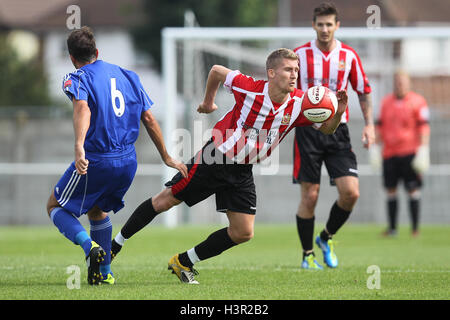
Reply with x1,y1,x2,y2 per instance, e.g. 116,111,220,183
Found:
335,89,348,114
197,102,218,114
75,145,89,175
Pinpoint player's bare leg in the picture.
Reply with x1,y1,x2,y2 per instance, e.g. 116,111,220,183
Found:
46,193,60,217
86,206,107,220
296,182,323,269
297,182,320,255
297,182,320,220
226,210,255,244
170,211,254,284
323,175,359,238
334,176,360,213
316,176,359,268
152,187,183,212
46,192,105,285
112,188,182,260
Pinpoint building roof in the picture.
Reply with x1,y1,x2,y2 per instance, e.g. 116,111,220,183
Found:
0,0,144,31
380,0,450,26
288,0,450,27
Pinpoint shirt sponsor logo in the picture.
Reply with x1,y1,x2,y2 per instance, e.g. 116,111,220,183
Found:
307,77,341,88
241,121,256,131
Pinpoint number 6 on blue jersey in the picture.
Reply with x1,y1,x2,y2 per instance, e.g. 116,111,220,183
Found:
111,78,125,117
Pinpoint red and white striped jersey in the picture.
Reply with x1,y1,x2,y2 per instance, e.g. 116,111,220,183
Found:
294,39,371,123
212,70,313,164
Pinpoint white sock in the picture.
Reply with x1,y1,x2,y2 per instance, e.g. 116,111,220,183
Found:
187,248,201,264
114,231,127,246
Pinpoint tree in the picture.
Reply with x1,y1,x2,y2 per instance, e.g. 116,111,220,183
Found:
0,34,50,107
131,0,277,71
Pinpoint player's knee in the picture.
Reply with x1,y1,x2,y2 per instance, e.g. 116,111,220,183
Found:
46,194,58,217
302,188,320,209
87,207,107,221
341,188,360,206
350,189,360,203
408,189,421,200
152,197,170,213
152,188,181,213
229,228,254,244
46,204,53,217
234,232,253,244
387,189,397,198
241,229,254,243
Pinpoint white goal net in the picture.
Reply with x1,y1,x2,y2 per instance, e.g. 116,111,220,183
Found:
160,27,450,226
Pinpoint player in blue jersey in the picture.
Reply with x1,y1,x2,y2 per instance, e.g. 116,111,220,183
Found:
46,26,187,285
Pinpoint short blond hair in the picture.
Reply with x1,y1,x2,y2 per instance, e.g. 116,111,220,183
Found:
266,48,298,71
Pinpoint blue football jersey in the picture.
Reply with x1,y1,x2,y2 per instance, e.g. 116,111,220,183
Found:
62,60,153,157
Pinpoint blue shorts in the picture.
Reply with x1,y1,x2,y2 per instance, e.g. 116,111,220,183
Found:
54,148,137,217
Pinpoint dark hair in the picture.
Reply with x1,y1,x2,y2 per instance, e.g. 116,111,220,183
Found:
313,2,339,22
67,26,97,62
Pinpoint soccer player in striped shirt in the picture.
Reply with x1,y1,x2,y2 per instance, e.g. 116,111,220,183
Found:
45,27,187,285
292,3,375,270
375,70,430,237
111,48,349,284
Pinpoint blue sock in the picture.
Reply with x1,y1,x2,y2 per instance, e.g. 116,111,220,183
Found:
90,216,112,276
50,207,92,256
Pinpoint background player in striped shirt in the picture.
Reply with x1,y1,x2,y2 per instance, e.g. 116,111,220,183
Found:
110,48,349,284
45,27,187,285
292,2,375,270
374,70,430,237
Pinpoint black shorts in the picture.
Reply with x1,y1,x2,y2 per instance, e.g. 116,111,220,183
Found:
292,124,358,185
165,139,257,215
383,154,422,191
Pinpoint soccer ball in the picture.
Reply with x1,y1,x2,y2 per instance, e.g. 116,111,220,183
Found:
301,86,338,123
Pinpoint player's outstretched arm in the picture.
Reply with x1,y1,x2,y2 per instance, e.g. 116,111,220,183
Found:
358,93,375,149
72,98,91,175
197,65,232,114
318,89,348,135
141,109,188,178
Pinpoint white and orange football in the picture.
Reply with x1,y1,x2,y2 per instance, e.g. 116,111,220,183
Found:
301,86,338,123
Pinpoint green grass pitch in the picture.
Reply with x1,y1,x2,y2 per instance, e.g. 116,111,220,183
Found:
0,224,449,300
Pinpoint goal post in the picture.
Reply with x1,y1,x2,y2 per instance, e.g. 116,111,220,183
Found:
161,26,450,227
